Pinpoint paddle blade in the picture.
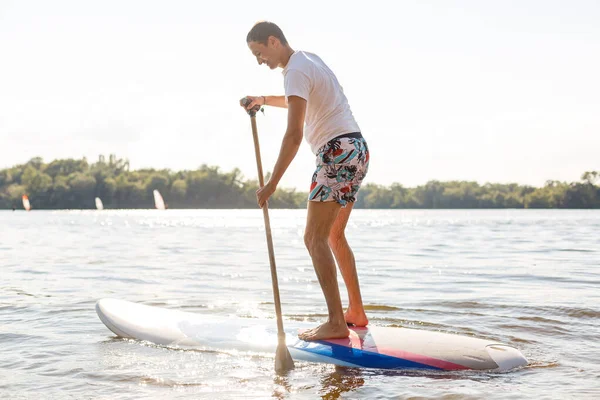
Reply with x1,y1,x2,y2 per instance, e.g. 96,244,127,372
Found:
274,342,295,374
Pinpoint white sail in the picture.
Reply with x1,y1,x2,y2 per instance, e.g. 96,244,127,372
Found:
22,195,31,211
95,197,104,210
153,190,166,210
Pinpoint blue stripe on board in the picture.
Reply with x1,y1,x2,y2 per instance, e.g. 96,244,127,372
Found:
292,341,443,370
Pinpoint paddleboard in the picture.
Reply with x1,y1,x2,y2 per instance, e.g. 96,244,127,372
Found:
96,298,527,371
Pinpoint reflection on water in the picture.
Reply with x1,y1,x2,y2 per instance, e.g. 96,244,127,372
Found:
319,367,366,400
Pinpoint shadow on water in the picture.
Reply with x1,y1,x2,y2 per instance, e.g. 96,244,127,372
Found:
317,367,365,400
271,362,543,400
273,366,366,400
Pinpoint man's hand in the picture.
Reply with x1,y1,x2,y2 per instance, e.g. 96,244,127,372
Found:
240,95,265,111
256,181,276,208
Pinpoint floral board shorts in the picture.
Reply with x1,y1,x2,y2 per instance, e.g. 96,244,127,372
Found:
309,132,370,207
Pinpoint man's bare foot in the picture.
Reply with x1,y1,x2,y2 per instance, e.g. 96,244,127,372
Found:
298,321,350,341
344,308,368,327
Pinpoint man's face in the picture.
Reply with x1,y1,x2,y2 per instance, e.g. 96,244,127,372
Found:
248,38,278,69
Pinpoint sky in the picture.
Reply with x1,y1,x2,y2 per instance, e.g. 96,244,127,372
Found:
0,0,599,190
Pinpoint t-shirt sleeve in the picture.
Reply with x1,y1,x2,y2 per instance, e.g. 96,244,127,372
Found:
284,69,311,101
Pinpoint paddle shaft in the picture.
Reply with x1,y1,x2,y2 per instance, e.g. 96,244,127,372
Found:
249,115,287,341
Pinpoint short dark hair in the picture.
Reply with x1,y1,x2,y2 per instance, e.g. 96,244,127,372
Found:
246,21,288,46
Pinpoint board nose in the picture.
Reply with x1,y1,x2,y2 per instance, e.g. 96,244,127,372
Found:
96,299,132,338
486,345,528,371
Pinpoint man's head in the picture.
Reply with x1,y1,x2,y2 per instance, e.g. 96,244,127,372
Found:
246,21,291,69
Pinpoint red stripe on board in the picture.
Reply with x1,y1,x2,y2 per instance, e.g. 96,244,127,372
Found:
321,331,469,371
370,348,469,370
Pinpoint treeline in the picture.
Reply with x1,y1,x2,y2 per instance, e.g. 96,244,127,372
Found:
0,156,598,209
356,172,600,209
0,155,304,209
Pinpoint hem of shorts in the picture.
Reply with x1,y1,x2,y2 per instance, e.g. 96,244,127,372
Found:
307,197,351,207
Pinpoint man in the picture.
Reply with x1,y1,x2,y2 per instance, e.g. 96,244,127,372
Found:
241,21,370,340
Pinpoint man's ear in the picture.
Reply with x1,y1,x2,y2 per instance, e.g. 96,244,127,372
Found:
269,35,278,48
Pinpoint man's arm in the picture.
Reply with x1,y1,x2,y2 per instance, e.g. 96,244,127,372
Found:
263,95,288,108
241,95,288,110
269,95,306,185
255,95,306,207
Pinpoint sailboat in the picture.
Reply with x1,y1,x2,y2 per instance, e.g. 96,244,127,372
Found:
95,197,104,210
153,190,166,210
22,195,31,211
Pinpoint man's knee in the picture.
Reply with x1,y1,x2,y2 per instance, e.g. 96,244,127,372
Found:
304,231,329,256
328,230,346,249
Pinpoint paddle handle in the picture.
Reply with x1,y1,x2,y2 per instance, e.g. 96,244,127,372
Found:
249,115,286,340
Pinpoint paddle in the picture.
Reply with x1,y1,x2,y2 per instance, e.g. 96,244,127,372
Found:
240,97,295,373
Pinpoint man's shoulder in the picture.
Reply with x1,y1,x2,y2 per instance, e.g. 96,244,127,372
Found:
287,51,321,72
295,50,322,63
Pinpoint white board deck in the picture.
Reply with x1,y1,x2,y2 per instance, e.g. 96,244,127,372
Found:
96,298,527,371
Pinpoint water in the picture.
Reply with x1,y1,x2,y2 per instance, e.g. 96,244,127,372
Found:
1,209,599,399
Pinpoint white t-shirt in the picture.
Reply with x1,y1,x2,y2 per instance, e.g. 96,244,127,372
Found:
282,51,361,154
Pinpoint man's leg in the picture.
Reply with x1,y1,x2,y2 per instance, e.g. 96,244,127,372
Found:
328,202,368,326
298,201,350,341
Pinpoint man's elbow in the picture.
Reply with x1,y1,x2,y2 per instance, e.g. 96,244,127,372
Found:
286,129,303,146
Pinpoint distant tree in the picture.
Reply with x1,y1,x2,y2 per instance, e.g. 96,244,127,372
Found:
170,179,188,204
582,171,599,185
68,173,97,208
44,158,88,178
145,173,170,196
5,184,27,205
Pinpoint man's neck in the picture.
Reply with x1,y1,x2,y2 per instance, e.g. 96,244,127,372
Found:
280,47,295,68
